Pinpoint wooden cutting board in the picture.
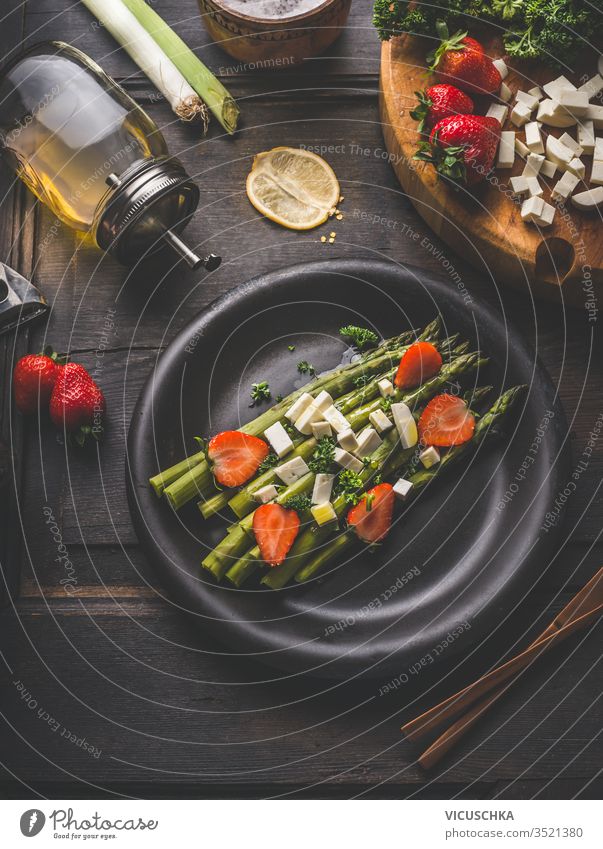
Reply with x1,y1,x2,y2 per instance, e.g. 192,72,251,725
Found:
379,31,603,309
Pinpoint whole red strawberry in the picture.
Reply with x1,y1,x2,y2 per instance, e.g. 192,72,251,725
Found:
428,24,501,96
49,363,105,444
415,114,501,185
411,84,474,133
13,350,62,414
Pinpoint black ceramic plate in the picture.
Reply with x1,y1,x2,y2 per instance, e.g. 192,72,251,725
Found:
126,259,568,681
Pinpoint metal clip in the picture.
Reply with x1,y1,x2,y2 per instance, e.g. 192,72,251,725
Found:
0,262,48,336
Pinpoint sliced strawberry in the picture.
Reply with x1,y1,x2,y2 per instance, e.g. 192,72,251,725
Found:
207,430,269,487
394,341,443,389
418,394,475,447
253,503,300,567
347,483,395,544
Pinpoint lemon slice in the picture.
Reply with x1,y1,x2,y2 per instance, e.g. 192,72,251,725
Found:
246,147,340,230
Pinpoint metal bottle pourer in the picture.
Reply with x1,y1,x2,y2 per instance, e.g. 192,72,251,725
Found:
95,162,221,271
0,262,48,336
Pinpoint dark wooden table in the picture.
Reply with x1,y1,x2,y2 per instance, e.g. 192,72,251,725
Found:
1,0,601,799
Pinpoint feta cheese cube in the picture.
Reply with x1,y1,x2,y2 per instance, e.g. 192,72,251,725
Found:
594,137,603,161
522,153,545,177
337,427,359,452
493,58,508,79
571,187,603,211
497,131,515,168
537,99,577,128
577,121,595,156
263,421,294,458
526,176,543,197
578,74,603,100
419,445,441,469
377,378,395,398
500,82,512,103
551,171,579,201
558,132,583,156
514,137,530,158
591,160,603,186
515,90,539,111
334,448,363,473
253,484,278,504
369,408,393,433
322,404,350,434
393,478,413,501
311,420,332,439
586,104,603,129
558,89,590,118
521,196,545,222
528,86,543,100
540,159,557,179
543,75,576,100
566,158,585,179
355,427,382,458
510,101,533,127
510,175,530,195
546,135,574,167
285,392,313,422
534,200,556,227
486,103,508,125
311,501,337,527
524,122,544,154
294,402,322,434
312,473,334,505
391,402,418,448
313,390,333,412
275,456,310,485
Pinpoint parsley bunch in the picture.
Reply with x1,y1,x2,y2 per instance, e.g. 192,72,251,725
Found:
308,436,336,474
339,325,379,351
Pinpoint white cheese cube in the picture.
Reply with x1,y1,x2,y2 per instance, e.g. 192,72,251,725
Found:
522,153,545,177
355,427,382,458
558,132,583,157
285,392,314,423
419,446,441,469
322,404,350,434
493,58,508,79
337,427,359,452
534,200,556,227
514,137,530,158
551,171,579,201
526,176,543,197
591,160,603,186
377,378,395,398
500,82,512,103
524,122,544,154
521,196,545,222
253,484,278,504
497,131,515,168
578,74,603,100
510,101,533,127
486,103,508,125
571,187,603,211
264,421,294,458
540,160,557,179
313,390,333,412
515,90,539,111
546,135,574,167
334,448,363,473
369,408,394,434
594,138,603,161
294,402,323,434
312,473,334,505
391,402,418,449
311,501,337,527
311,420,332,439
393,478,413,501
537,99,577,128
528,86,543,100
275,456,310,485
558,90,590,118
510,175,530,195
543,75,576,100
577,121,595,156
566,158,585,179
586,104,603,129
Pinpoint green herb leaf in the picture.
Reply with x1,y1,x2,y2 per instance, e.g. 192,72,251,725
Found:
308,436,336,474
353,374,371,388
250,381,271,406
258,452,279,473
339,324,379,351
287,345,296,352
284,494,312,514
336,469,365,505
297,360,316,377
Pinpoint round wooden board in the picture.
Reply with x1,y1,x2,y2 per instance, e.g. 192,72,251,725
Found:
379,32,603,308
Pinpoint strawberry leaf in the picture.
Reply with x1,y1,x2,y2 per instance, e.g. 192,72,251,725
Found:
426,23,469,71
409,89,433,133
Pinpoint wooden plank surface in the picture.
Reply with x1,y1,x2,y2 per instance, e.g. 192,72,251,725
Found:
0,0,601,798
